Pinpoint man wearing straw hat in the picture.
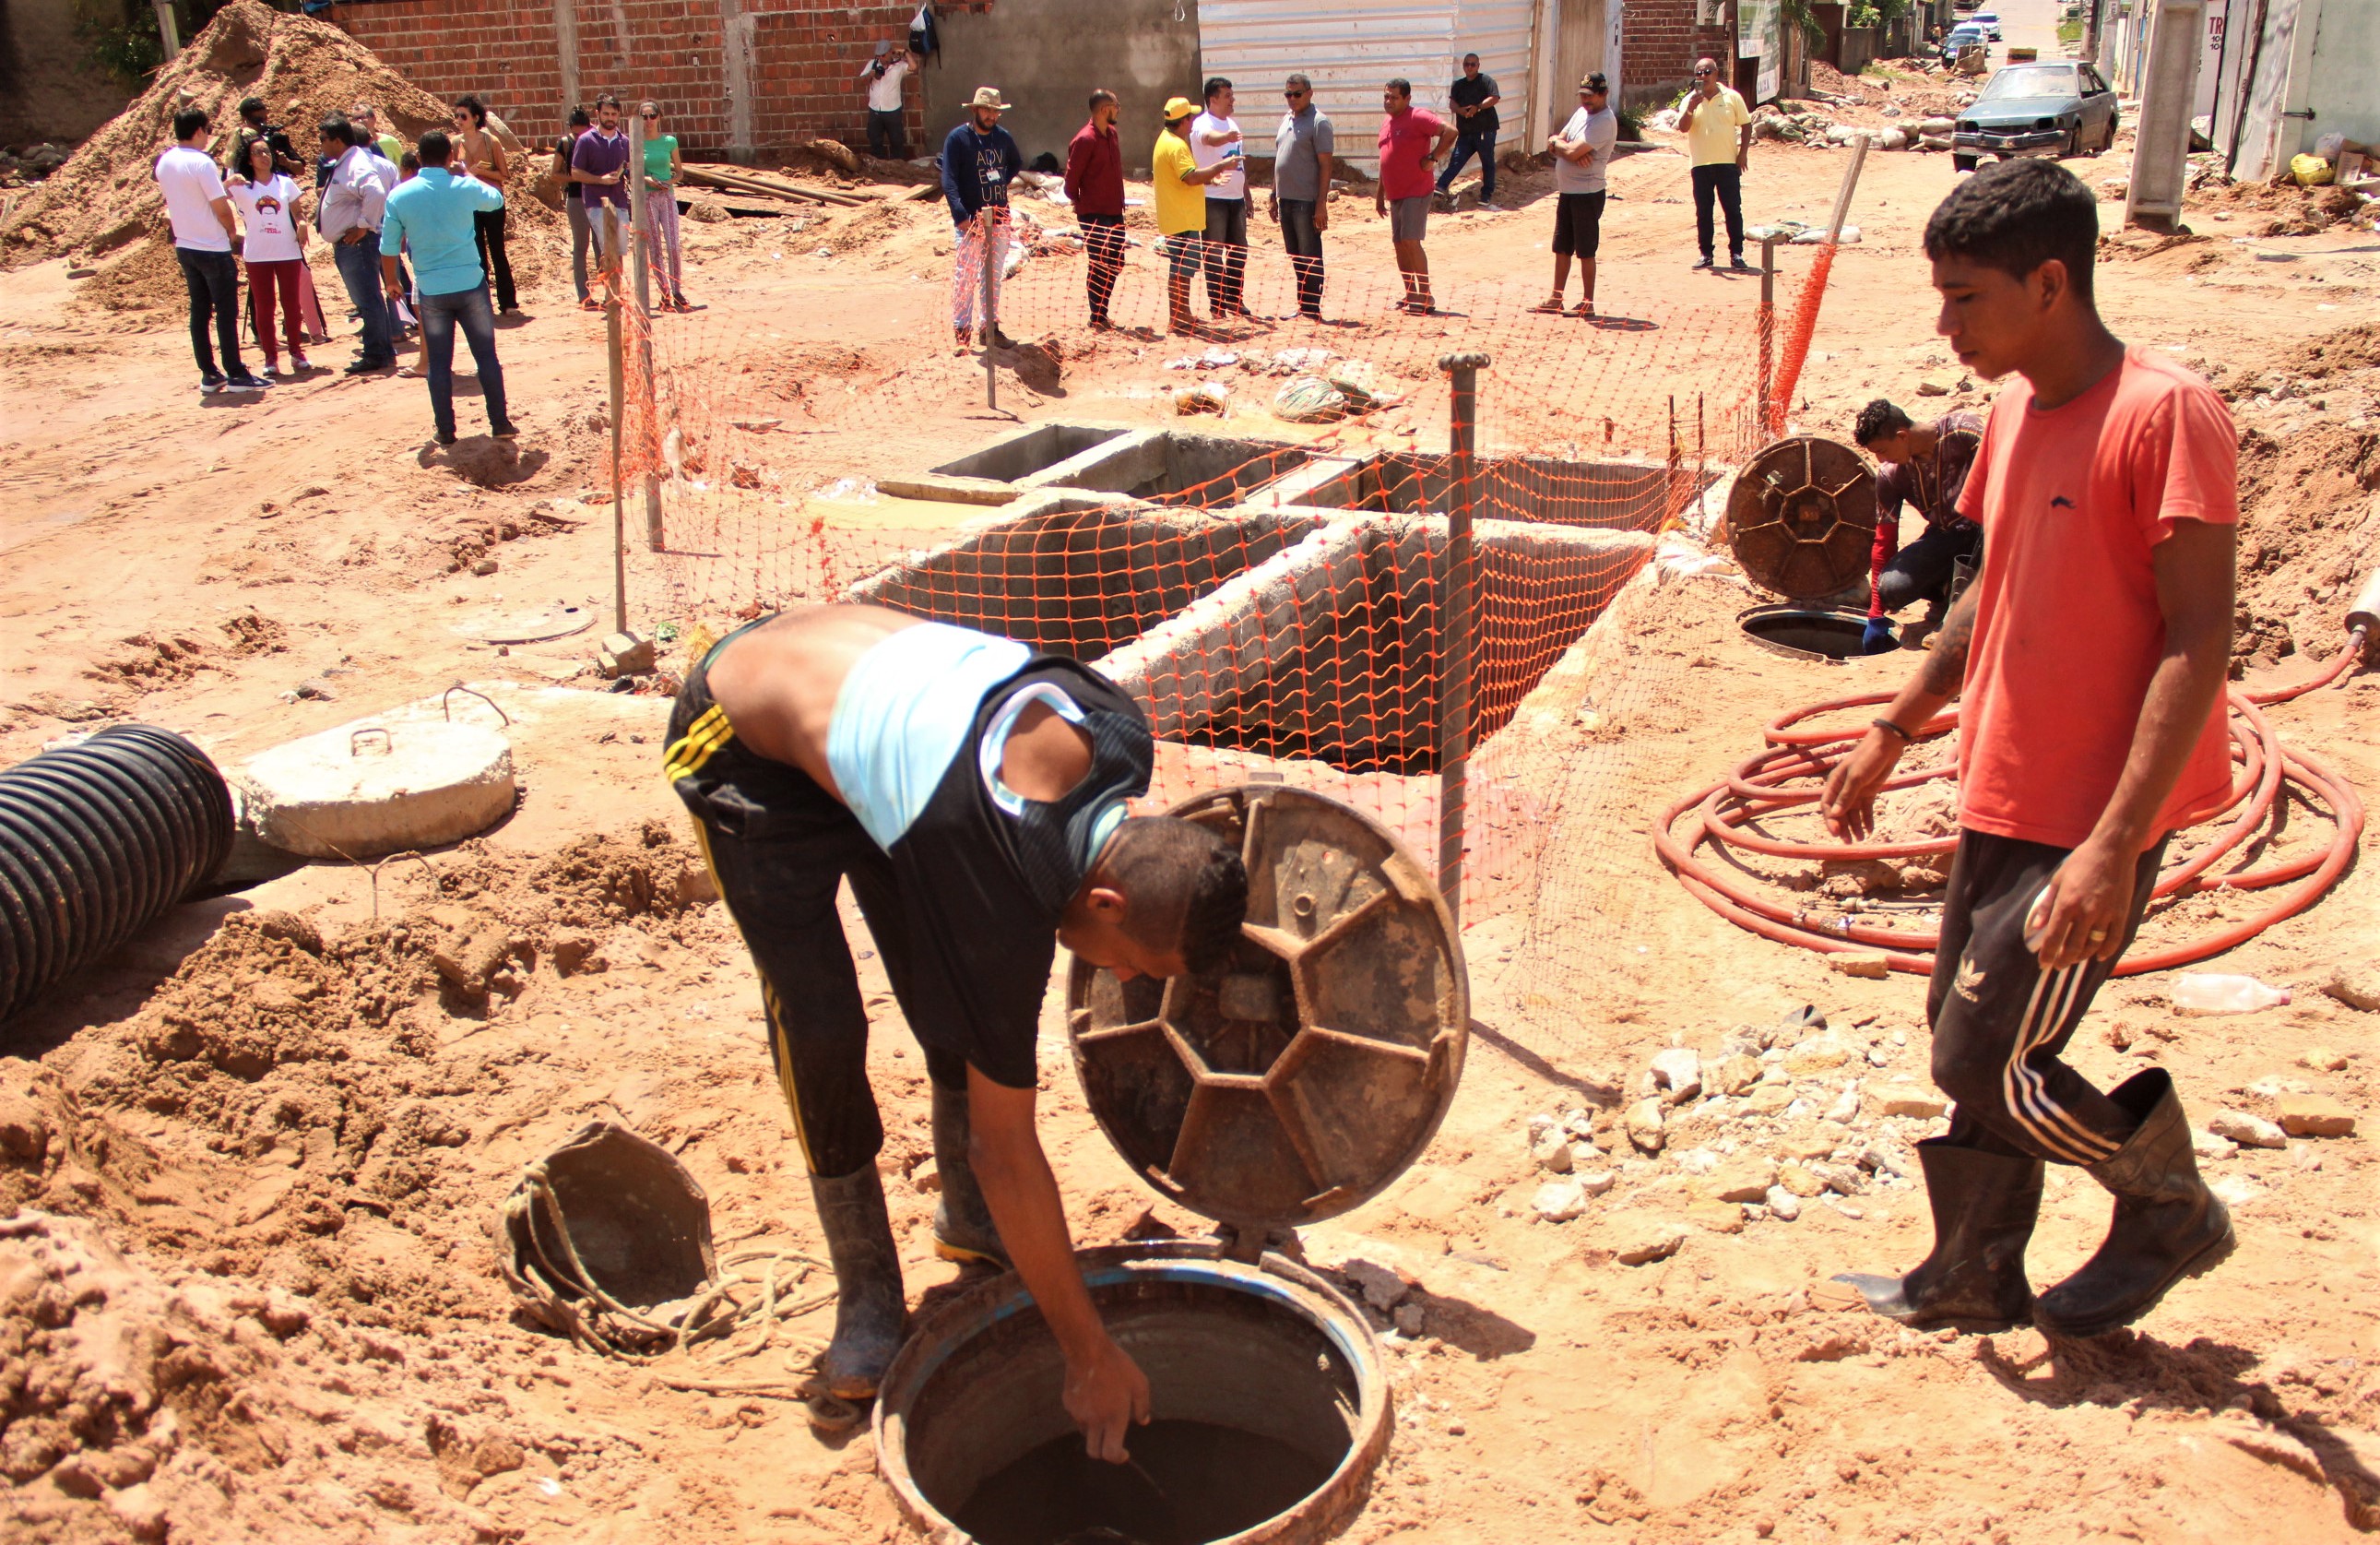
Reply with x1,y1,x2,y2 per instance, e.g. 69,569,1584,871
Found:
941,86,1024,352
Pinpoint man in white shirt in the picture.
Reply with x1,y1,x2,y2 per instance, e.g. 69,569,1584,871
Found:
156,108,266,393
859,42,916,160
316,113,397,374
1533,73,1619,318
1190,77,1254,321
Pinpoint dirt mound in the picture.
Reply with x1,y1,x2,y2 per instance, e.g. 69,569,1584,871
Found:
0,0,561,309
2232,422,2380,671
2275,324,2380,381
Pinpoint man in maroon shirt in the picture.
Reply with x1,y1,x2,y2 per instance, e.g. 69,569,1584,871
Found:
1374,78,1454,315
1065,89,1128,330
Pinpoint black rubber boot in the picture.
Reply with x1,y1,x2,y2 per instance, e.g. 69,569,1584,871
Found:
930,1081,1010,1270
808,1164,907,1399
2033,1069,2234,1338
1832,1137,2043,1332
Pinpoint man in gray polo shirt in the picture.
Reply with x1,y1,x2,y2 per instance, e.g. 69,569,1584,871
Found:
1533,73,1618,319
1269,74,1334,321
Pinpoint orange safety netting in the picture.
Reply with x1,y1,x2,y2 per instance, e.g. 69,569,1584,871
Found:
586,200,1843,924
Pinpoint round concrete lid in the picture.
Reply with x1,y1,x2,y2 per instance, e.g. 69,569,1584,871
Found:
1064,786,1469,1233
1726,434,1879,603
237,720,515,859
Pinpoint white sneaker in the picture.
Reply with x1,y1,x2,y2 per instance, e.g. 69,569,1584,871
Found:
1479,200,1503,212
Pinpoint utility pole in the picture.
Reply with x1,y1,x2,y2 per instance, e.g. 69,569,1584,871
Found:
2124,0,2207,234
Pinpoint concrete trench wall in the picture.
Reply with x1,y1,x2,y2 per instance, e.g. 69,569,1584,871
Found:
1265,452,1711,534
1102,515,1657,774
847,494,1325,663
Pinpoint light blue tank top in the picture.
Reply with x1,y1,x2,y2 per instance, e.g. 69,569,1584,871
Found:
825,623,1031,850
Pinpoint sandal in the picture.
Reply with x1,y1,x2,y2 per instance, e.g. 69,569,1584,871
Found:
1570,302,1596,319
1528,297,1567,315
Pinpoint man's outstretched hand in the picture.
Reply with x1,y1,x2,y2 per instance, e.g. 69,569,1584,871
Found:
1820,728,1905,842
1064,1333,1154,1462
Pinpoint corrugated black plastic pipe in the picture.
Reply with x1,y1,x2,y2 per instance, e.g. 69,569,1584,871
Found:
0,725,234,1024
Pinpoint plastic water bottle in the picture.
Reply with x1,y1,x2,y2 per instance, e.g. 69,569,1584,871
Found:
2172,973,2291,1015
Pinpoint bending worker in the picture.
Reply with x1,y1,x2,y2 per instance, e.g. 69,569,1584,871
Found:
665,604,1249,1458
1853,398,1984,650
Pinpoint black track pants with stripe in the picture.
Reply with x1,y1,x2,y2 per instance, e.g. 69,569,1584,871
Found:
1926,828,2167,1165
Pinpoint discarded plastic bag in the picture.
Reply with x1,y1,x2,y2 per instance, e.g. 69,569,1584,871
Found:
2172,973,2291,1015
1273,374,1350,423
1792,224,1860,244
2290,153,2334,187
1174,380,1229,415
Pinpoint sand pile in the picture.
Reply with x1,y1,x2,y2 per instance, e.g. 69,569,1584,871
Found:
0,0,562,310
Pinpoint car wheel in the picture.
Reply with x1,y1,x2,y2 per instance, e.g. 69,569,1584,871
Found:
2066,127,2085,158
1953,154,1978,172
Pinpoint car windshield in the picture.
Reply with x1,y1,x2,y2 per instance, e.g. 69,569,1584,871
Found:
1980,65,2078,101
1948,25,1984,39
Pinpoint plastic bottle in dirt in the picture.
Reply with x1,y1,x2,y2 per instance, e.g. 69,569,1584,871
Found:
2171,973,2292,1015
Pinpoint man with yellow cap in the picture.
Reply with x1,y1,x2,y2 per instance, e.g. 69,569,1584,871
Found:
1151,96,1234,336
941,85,1023,351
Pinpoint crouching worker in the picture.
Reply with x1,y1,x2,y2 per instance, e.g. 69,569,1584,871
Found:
1851,398,1984,652
1821,160,2237,1339
665,604,1249,1456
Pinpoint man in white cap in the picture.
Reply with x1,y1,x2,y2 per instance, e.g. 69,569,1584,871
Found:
941,86,1024,351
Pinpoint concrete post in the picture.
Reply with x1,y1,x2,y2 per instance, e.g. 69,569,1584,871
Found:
1438,351,1492,923
152,0,181,60
2124,0,2207,233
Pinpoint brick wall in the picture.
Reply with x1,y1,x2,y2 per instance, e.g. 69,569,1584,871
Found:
1623,0,1737,110
325,0,927,159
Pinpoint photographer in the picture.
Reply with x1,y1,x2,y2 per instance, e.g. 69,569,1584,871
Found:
859,42,917,160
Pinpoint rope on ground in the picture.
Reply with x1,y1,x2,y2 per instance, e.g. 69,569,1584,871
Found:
1655,630,2369,974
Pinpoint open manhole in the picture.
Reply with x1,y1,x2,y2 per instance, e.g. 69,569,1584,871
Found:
877,1249,1386,1545
1104,517,1654,774
1739,604,1872,662
849,500,1322,662
933,422,1129,482
1270,451,1710,533
1055,432,1315,509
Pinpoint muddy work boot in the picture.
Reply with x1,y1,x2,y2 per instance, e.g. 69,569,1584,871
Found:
930,1081,1009,1270
808,1163,907,1399
2033,1069,2234,1338
1833,1138,2043,1332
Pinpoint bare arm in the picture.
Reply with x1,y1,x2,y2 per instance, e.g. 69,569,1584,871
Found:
210,194,237,239
1819,579,1981,841
2029,519,2235,969
967,1066,1151,1461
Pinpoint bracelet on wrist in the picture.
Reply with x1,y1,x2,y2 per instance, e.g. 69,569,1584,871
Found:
1870,718,1914,743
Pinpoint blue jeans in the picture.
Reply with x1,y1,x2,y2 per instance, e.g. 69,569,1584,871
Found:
330,237,394,364
1438,130,1496,198
417,285,510,437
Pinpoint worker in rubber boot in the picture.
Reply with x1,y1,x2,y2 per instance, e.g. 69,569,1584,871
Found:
1819,160,2239,1340
665,604,1249,1455
1851,398,1984,653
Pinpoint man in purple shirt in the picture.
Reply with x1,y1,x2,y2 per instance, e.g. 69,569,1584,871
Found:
570,93,632,307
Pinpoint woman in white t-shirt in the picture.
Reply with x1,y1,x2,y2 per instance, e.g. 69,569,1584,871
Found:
228,135,312,374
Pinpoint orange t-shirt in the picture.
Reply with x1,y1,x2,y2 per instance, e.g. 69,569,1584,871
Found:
1953,348,2238,850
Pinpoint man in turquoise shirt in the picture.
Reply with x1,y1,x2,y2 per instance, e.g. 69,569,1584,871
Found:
380,129,517,446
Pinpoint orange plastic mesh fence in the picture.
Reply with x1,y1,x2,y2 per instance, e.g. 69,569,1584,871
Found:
590,204,1838,924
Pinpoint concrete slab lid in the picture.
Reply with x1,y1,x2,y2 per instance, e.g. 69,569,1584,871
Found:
450,600,600,645
236,719,515,860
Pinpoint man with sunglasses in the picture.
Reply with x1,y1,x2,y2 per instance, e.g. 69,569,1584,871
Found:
1678,57,1753,272
1270,75,1333,321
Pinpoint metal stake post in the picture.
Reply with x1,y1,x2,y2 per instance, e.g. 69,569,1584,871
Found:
1758,234,1780,436
627,115,663,550
1437,351,1491,922
605,207,627,634
980,213,999,411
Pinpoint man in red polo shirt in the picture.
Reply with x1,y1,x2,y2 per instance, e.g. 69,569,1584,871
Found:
1822,160,2238,1341
1374,77,1454,315
1064,89,1128,330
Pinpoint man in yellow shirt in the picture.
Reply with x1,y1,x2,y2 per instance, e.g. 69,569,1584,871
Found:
1153,96,1232,335
1677,56,1753,271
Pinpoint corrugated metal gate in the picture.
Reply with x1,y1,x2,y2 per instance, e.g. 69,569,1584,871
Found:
1198,0,1538,172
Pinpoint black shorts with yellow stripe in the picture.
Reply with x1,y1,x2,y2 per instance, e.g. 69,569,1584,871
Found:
664,641,967,1178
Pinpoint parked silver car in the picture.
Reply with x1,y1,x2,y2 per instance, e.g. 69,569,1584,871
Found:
1952,62,2120,172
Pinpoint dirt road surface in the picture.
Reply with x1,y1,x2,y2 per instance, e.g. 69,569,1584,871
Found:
3,90,2377,1545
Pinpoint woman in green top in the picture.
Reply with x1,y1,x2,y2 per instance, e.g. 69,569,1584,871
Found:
640,101,690,312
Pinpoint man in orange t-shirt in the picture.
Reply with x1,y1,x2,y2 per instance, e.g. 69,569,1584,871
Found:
1820,160,2237,1342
